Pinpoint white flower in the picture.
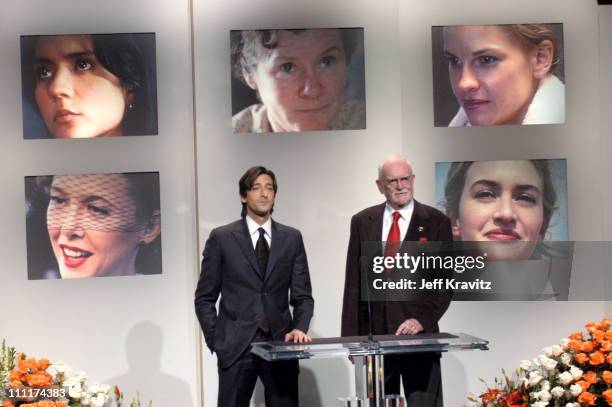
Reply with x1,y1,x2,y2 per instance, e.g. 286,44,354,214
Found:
569,366,583,380
541,358,558,372
551,386,565,398
52,361,71,375
558,371,574,385
540,380,551,392
68,383,84,399
542,347,553,357
565,403,580,407
559,338,570,348
76,371,88,383
92,393,108,407
539,390,552,402
551,345,563,357
520,359,533,370
559,353,572,366
569,383,582,397
528,371,544,387
532,401,549,407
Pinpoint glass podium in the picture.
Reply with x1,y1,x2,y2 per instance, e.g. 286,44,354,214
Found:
251,332,488,407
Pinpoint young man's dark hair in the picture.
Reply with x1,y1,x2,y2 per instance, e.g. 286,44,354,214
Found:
238,166,278,217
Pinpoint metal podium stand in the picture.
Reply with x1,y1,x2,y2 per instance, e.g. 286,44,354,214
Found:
251,332,488,406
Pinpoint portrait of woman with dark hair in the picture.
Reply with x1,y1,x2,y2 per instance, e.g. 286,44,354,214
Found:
25,172,162,279
432,23,565,127
436,159,568,261
230,28,366,133
20,33,158,139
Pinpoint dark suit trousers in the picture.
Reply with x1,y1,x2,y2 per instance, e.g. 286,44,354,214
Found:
218,330,299,407
384,354,443,407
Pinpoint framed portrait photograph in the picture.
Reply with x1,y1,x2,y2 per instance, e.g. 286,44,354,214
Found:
230,27,366,133
20,33,158,139
435,159,568,261
431,23,565,127
25,172,162,280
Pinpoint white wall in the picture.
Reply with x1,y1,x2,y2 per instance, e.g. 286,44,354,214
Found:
599,5,612,319
1,1,610,407
193,0,609,406
0,1,200,406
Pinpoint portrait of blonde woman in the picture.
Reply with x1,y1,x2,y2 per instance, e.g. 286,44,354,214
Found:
431,24,564,127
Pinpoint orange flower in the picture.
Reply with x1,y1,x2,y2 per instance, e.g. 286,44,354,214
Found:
593,331,605,342
602,389,612,405
605,330,612,341
25,372,52,387
9,380,23,388
599,317,610,329
569,340,583,352
582,341,595,353
575,353,589,364
586,322,598,333
577,380,591,392
36,358,50,371
569,331,584,341
9,370,23,382
25,358,37,371
578,391,597,405
583,371,598,384
603,370,612,384
589,351,605,365
600,340,612,352
607,353,612,364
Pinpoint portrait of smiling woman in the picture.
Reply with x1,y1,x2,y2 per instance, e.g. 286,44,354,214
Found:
230,28,366,133
25,172,162,279
20,33,157,139
431,23,564,127
435,159,568,261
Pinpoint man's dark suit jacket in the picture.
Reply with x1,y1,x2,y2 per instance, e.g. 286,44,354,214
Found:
195,218,314,369
341,200,452,338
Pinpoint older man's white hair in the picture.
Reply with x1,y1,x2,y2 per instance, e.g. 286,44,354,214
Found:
377,155,413,180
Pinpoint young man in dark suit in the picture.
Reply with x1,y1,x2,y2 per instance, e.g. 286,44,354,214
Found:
195,166,314,407
341,155,452,407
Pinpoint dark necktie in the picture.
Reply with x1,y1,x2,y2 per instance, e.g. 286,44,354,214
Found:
256,227,269,276
255,227,270,333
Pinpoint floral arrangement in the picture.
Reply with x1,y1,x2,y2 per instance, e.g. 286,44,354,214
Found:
0,340,151,407
467,317,612,406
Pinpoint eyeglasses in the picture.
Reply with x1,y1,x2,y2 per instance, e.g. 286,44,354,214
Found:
383,174,414,188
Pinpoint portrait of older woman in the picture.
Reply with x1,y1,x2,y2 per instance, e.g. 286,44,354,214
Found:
435,159,568,261
20,33,158,139
431,23,565,127
25,172,162,279
230,28,366,133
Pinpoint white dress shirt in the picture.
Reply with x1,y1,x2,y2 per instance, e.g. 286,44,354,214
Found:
245,215,272,249
381,200,414,242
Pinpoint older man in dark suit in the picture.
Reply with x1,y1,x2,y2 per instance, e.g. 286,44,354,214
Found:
341,155,452,407
195,166,314,407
